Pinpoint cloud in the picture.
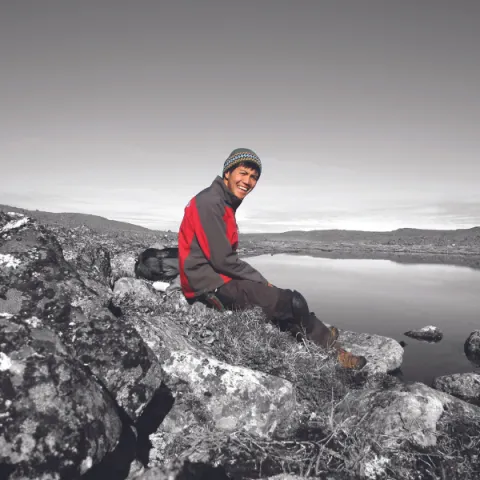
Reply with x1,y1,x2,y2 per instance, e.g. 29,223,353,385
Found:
237,202,480,232
2,185,479,234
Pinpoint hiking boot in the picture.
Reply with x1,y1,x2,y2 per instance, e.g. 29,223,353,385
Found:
291,290,340,349
308,316,339,349
336,348,367,370
328,325,340,347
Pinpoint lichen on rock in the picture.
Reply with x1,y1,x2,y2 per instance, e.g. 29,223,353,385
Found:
0,317,122,479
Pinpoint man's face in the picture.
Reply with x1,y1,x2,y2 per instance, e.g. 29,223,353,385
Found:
223,165,259,200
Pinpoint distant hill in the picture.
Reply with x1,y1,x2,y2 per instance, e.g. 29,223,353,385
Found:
265,226,480,239
242,226,480,246
2,203,479,244
0,204,152,233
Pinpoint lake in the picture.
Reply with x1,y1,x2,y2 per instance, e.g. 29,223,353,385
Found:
246,254,480,385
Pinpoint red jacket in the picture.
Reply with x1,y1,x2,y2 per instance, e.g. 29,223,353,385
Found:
178,176,268,299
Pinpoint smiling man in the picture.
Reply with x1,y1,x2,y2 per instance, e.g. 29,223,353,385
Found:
178,148,366,369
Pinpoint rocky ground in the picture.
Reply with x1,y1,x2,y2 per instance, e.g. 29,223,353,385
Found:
1,207,480,479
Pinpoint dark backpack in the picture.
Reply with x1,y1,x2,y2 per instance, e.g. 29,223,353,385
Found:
134,247,179,281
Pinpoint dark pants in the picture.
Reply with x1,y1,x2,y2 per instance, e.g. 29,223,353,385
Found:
215,279,305,338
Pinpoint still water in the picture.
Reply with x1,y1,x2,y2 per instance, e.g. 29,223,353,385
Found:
246,254,480,385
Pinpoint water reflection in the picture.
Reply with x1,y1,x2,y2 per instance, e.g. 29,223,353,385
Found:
246,254,480,384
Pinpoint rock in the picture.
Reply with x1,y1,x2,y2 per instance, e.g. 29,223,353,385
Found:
0,316,122,479
164,289,190,311
125,459,146,479
0,212,166,422
111,252,137,283
333,381,480,479
165,274,182,295
404,325,443,342
152,281,170,292
337,330,404,374
64,243,115,309
263,476,308,480
113,277,162,310
465,330,480,365
69,244,112,285
149,242,166,250
335,382,444,450
263,473,307,480
147,377,215,466
133,458,229,480
130,313,298,438
433,373,480,406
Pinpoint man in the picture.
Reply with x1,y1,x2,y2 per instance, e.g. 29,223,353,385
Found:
178,148,366,369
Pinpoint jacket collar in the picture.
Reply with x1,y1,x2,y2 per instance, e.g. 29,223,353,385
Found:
212,176,243,211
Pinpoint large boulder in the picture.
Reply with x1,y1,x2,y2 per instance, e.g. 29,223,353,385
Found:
337,330,404,374
0,316,122,479
465,330,480,365
0,212,165,422
333,381,480,479
433,373,480,406
129,312,298,439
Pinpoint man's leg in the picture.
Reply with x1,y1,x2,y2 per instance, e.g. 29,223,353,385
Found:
217,280,330,338
215,280,366,369
215,280,299,337
215,279,284,317
290,290,367,369
216,280,333,340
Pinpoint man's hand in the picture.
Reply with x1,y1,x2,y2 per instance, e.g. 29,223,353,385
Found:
267,282,274,287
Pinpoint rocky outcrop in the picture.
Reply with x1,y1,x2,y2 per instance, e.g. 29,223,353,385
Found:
0,212,165,423
0,316,122,479
110,281,301,469
3,210,480,480
433,373,480,406
465,330,480,365
333,381,480,479
404,325,443,342
337,330,404,374
124,312,298,438
0,212,172,477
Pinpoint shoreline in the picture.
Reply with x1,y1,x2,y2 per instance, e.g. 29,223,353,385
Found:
239,242,480,270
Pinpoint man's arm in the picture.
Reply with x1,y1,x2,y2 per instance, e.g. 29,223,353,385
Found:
196,200,268,284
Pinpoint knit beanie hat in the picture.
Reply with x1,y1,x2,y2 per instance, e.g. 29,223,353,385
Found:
222,148,262,178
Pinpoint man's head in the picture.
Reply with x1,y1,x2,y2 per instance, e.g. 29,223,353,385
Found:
222,148,262,200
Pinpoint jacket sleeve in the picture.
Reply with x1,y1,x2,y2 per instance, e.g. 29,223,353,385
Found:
196,200,268,284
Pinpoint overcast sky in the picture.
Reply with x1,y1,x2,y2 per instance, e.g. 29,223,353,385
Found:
1,1,479,232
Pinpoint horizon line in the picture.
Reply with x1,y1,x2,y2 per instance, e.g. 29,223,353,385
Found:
1,203,479,235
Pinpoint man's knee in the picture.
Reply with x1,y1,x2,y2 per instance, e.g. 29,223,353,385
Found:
216,280,281,312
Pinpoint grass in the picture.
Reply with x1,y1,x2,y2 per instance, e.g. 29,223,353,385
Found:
153,297,373,478
152,295,480,479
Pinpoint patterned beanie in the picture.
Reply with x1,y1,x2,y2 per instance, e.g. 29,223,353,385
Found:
222,148,262,178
